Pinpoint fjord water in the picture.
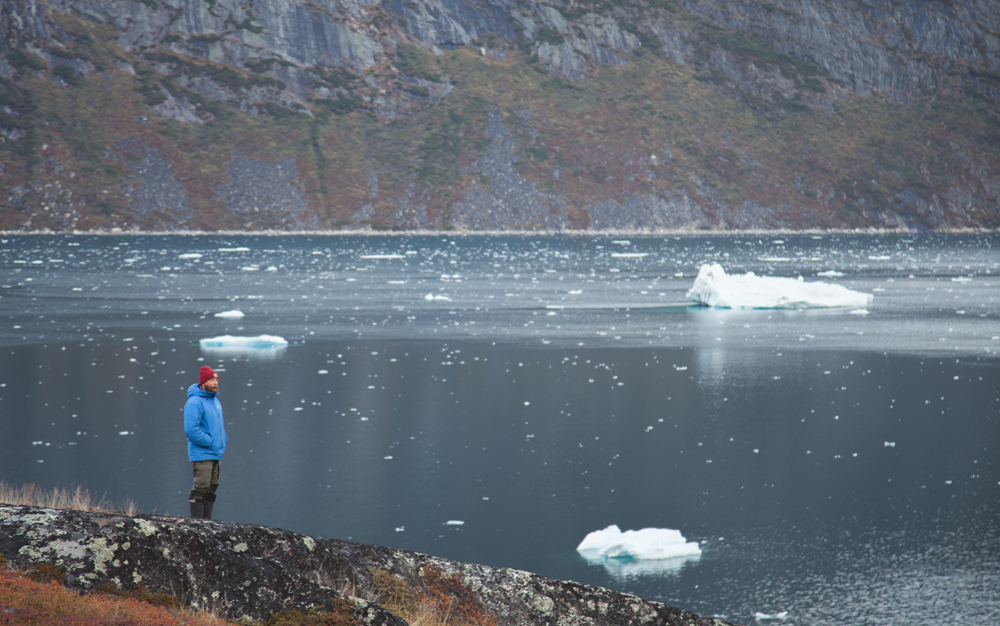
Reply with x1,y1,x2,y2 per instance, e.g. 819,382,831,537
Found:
1,234,998,626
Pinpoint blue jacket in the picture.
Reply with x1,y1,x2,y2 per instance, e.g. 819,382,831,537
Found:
184,384,227,462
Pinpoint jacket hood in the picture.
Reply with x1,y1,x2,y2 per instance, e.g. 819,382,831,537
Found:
187,383,218,399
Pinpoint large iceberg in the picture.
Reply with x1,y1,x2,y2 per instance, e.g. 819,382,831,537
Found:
686,263,874,309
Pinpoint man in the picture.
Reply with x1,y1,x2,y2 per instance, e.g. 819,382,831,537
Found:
184,365,227,519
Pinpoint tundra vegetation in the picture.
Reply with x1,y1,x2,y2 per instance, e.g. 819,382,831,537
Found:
0,0,997,231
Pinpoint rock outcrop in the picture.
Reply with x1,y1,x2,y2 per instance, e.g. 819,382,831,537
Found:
0,504,735,626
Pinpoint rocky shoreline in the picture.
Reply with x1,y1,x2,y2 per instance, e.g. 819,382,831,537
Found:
0,504,735,626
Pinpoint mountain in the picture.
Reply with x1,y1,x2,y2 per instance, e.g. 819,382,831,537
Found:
1,0,998,232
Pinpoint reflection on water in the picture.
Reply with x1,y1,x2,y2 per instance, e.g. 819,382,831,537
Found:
0,234,998,626
577,551,701,579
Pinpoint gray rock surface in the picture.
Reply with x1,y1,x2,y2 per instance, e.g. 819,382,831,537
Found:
455,111,570,230
0,504,737,626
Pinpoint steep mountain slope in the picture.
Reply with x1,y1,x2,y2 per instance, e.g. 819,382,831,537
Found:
0,0,997,231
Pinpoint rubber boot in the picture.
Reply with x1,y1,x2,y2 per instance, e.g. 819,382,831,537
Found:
203,494,215,520
189,499,205,518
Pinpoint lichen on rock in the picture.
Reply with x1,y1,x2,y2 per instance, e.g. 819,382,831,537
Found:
0,504,737,626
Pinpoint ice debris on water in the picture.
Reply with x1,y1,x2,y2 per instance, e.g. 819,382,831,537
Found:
445,520,465,526
754,611,789,621
687,263,874,309
577,525,701,560
425,294,451,301
885,441,896,447
214,310,245,319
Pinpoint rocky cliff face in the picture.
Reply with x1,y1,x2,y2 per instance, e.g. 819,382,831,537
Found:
0,0,997,232
0,504,734,626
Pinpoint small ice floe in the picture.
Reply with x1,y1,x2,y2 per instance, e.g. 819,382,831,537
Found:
178,253,203,259
241,266,259,272
687,263,873,309
425,293,451,301
868,255,891,261
754,611,789,621
849,309,870,315
885,441,896,447
200,335,287,348
199,335,288,359
214,310,245,319
445,520,465,526
395,526,405,532
817,270,845,278
577,525,701,578
951,276,973,283
611,253,648,258
118,431,132,436
218,247,251,252
360,254,405,259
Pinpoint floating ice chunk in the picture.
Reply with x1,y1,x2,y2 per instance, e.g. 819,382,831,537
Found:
687,264,873,309
754,611,789,621
577,525,701,577
360,254,405,259
817,270,845,277
178,253,202,259
214,310,245,319
199,335,288,348
885,441,896,447
611,253,648,258
218,247,250,252
577,525,701,560
445,520,465,526
425,293,452,301
849,309,870,315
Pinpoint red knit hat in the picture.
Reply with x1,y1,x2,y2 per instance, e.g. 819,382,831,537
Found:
199,366,218,385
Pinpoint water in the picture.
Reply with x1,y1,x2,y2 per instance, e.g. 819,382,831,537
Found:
1,233,998,626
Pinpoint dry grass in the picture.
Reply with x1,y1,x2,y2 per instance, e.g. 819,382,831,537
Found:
0,563,230,626
0,480,141,515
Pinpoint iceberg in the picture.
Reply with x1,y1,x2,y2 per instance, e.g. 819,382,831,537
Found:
577,525,702,576
686,263,873,309
577,525,701,577
577,525,702,561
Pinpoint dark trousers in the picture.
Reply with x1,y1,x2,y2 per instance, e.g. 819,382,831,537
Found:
189,460,220,501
